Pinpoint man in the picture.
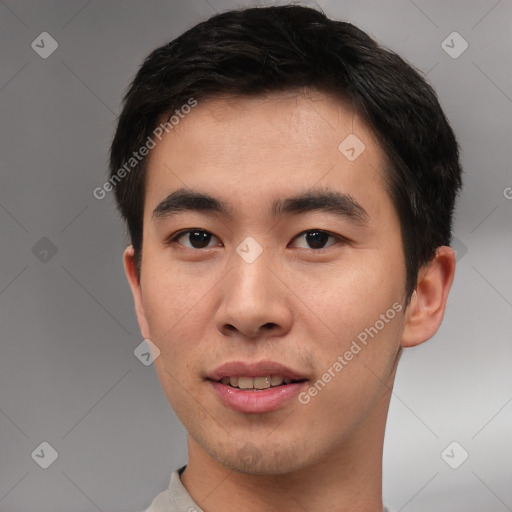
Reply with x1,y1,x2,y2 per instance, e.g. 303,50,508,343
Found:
109,4,462,511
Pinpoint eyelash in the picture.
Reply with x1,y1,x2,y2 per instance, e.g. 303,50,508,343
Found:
166,228,348,251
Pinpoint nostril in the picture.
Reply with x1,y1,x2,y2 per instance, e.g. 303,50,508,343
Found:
222,322,277,336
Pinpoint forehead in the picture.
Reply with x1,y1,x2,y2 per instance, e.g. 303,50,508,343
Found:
144,91,391,220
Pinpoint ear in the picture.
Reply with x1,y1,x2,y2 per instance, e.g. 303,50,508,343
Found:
401,245,456,348
123,245,151,340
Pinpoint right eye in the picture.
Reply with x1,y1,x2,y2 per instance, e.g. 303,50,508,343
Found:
168,229,223,250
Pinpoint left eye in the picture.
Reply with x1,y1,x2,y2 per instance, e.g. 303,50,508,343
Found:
169,229,339,250
290,230,338,250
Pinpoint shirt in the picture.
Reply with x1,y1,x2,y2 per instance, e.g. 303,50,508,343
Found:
143,466,394,512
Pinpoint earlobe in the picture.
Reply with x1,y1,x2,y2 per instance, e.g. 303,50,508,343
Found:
401,246,456,348
123,245,151,340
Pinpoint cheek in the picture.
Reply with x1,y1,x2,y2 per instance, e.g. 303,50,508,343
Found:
299,252,403,333
299,300,403,434
140,264,204,354
142,242,210,316
295,255,404,407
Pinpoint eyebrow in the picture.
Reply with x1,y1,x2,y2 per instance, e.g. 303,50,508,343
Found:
152,187,369,225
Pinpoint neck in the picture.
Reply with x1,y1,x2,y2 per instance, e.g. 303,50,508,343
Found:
180,385,392,512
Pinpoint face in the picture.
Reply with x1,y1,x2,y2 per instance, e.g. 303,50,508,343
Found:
126,91,410,475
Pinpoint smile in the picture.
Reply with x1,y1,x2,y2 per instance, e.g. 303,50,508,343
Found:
218,375,305,390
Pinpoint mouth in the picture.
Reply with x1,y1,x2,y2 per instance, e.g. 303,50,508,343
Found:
207,360,309,413
214,375,307,390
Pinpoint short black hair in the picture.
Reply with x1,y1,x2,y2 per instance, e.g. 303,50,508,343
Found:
109,4,462,303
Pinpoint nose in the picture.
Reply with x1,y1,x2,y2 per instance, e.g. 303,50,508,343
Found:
215,249,293,340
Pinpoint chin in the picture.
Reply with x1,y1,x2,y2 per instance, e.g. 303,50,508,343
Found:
204,435,319,476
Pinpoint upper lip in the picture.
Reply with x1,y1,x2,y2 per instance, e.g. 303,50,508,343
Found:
207,360,308,381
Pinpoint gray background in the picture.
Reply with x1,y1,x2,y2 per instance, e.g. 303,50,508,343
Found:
1,0,511,510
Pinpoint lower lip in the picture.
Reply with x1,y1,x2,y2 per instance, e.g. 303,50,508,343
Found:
209,380,307,414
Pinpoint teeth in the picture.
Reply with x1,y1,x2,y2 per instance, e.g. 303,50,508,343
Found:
238,376,254,389
253,377,271,389
220,375,293,389
271,375,284,386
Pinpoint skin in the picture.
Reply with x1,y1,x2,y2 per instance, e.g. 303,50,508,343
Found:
123,90,456,512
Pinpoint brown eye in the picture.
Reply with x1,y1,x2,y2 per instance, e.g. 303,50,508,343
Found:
291,230,338,250
172,229,221,249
